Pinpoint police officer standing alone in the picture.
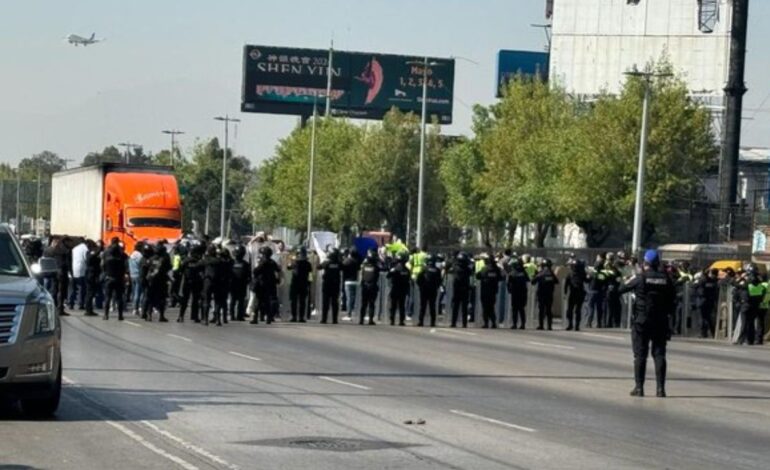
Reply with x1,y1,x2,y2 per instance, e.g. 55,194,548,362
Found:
359,249,381,326
417,255,442,327
619,250,675,398
476,254,503,329
102,237,128,321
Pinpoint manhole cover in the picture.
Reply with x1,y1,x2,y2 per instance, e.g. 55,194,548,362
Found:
240,436,419,453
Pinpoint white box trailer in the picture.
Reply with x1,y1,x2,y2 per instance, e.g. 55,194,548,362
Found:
50,166,104,240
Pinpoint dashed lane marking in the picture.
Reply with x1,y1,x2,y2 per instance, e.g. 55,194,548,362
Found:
124,321,143,328
527,341,576,351
228,351,262,362
166,334,193,342
449,409,536,433
106,421,200,470
318,376,372,391
580,332,625,341
141,420,240,470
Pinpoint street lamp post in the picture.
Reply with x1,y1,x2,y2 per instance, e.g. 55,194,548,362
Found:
162,129,185,167
118,142,141,164
624,70,672,254
214,115,240,238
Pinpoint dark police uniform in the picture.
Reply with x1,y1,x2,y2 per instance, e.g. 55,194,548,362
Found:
102,242,128,321
417,261,442,327
387,260,411,326
288,253,312,322
450,255,473,328
563,263,586,331
178,248,204,323
251,253,281,325
532,267,558,330
507,263,529,329
619,267,675,397
359,256,381,325
142,246,172,323
476,260,503,329
320,254,343,324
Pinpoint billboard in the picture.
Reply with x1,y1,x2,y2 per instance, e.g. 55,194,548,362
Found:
241,45,455,123
496,50,549,97
549,0,731,98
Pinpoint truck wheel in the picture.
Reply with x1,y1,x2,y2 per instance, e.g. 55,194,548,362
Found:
21,360,62,419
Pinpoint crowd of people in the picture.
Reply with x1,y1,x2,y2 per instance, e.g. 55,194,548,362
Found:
19,235,767,348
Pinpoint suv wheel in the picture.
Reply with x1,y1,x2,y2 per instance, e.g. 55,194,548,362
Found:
21,360,62,419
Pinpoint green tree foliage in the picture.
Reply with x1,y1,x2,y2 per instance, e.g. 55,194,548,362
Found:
18,151,67,178
82,145,153,166
176,138,253,237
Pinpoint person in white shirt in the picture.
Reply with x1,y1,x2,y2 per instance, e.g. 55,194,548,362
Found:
68,239,89,310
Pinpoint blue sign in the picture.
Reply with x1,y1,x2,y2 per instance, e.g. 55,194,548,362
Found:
496,50,549,97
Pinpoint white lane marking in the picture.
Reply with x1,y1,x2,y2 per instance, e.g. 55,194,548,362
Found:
167,334,193,342
318,376,372,391
62,375,75,385
125,321,143,328
694,345,746,353
527,341,576,351
106,421,199,470
449,409,536,433
436,328,478,337
580,332,625,341
228,351,262,362
141,421,240,470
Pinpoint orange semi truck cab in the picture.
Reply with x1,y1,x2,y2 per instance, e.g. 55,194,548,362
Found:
51,164,182,252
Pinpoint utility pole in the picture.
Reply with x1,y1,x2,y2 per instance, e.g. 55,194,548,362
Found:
35,168,41,235
118,142,141,164
624,70,671,254
15,170,21,234
214,115,240,238
718,0,750,240
162,129,185,167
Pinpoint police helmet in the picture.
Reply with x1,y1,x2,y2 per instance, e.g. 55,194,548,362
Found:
399,252,409,263
260,246,273,258
643,249,660,266
541,258,552,268
234,245,246,259
366,248,377,261
744,263,758,275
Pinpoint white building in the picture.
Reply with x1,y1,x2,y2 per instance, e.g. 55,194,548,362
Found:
548,0,731,104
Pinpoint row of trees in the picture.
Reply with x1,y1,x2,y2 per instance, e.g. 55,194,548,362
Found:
248,63,718,247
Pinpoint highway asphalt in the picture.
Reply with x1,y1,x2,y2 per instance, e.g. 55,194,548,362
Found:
2,311,769,470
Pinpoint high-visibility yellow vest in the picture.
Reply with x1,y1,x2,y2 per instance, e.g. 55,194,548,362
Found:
409,251,428,279
524,262,537,279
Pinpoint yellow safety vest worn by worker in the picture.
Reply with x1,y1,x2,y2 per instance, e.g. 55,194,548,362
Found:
524,262,537,279
409,251,428,280
760,282,770,310
172,254,182,271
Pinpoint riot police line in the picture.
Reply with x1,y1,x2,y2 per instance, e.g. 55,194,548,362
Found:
26,234,768,347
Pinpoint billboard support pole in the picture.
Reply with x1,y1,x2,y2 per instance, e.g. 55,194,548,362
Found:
307,96,319,245
325,40,334,117
415,57,429,249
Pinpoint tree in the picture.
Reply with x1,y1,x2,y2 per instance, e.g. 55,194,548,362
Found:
479,78,578,247
177,138,254,237
82,145,153,166
18,151,67,179
558,65,718,245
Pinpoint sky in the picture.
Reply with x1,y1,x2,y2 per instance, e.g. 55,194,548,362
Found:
0,0,769,167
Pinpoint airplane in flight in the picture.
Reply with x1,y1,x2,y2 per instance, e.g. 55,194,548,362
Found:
66,33,103,46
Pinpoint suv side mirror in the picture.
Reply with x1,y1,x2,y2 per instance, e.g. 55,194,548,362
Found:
31,257,59,277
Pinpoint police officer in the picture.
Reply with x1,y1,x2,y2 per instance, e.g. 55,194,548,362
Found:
738,264,765,346
320,248,343,324
387,253,411,326
476,254,503,329
449,252,473,328
564,259,587,331
178,244,204,323
605,260,623,328
214,247,233,325
142,243,172,323
417,255,442,327
619,250,675,398
532,259,558,331
359,249,381,326
201,245,221,326
507,258,529,329
288,247,312,323
169,242,186,308
102,237,128,321
83,240,102,317
251,246,281,325
587,259,607,328
694,268,719,338
229,245,251,322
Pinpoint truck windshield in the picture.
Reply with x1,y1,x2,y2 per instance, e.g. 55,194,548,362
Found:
127,218,181,229
0,232,29,277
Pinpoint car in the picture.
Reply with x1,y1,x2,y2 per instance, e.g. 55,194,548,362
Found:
0,224,62,417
